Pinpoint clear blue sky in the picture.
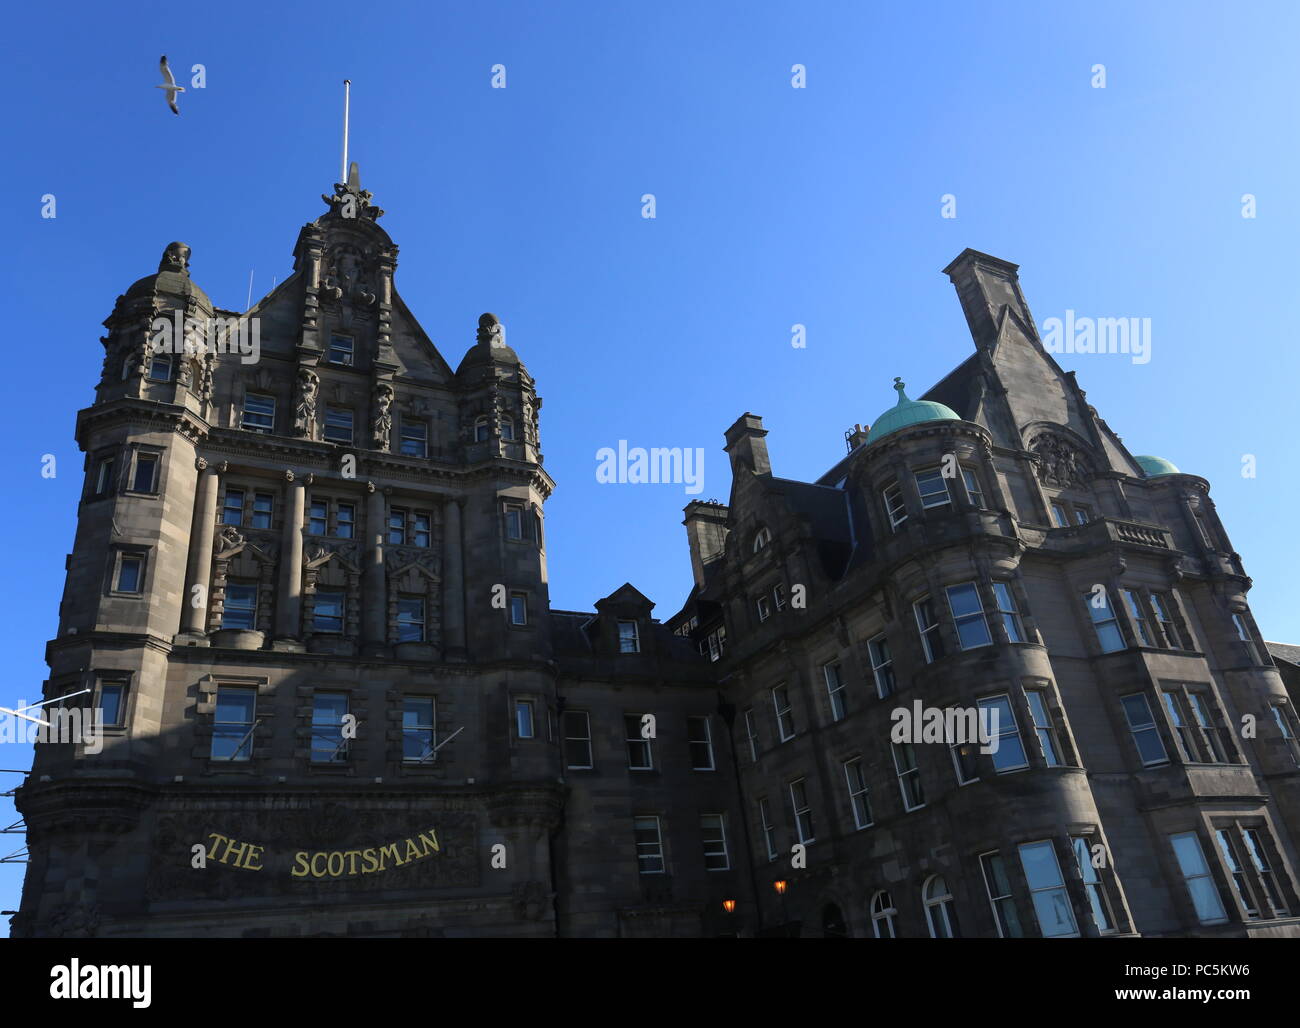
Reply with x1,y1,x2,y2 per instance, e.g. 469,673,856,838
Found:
2,0,1298,929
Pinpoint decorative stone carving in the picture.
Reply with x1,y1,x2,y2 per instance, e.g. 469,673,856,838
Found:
478,312,505,348
372,384,394,450
1029,432,1092,488
195,456,208,471
294,368,319,437
46,902,101,938
160,242,191,274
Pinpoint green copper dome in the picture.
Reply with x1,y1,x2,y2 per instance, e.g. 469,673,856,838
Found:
1134,454,1181,478
865,378,961,445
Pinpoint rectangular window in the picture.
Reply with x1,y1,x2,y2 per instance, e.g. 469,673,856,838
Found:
1271,703,1300,767
773,583,786,610
981,694,1029,772
509,593,528,626
505,504,524,540
324,407,353,444
1019,841,1079,938
1050,502,1070,528
388,508,406,545
116,554,143,593
914,467,951,510
883,481,908,530
893,741,925,810
400,419,428,457
687,715,715,770
823,662,846,721
618,620,640,653
97,680,127,728
700,814,729,871
633,816,665,874
1242,828,1289,916
1073,836,1114,932
1026,689,1063,766
564,711,592,769
789,778,815,844
210,686,256,761
772,685,794,742
962,467,984,508
328,334,354,366
251,492,273,530
222,583,258,630
950,737,980,785
914,596,945,663
413,513,431,548
1121,693,1168,766
1215,828,1258,918
1170,831,1229,925
93,457,115,498
222,488,245,526
336,503,354,539
242,393,275,433
1233,613,1260,663
515,699,535,739
756,594,771,623
311,692,350,763
980,851,1024,938
312,590,345,633
868,634,895,697
1188,691,1229,764
993,582,1025,643
1121,589,1154,646
947,582,992,649
402,696,436,762
743,708,759,762
844,758,873,829
131,454,158,493
148,353,173,382
397,596,425,643
706,627,725,662
758,798,778,861
1085,589,1125,653
625,714,653,770
309,500,328,535
1074,505,1092,524
1150,592,1182,648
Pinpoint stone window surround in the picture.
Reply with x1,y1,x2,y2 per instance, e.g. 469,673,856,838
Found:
194,673,273,770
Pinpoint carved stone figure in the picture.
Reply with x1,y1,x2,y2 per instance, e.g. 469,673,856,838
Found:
1030,433,1092,488
478,312,505,348
372,384,394,450
160,241,191,274
295,368,320,437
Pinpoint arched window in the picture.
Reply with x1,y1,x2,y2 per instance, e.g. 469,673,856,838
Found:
752,526,772,553
474,416,490,443
923,874,958,938
500,417,515,441
871,890,897,938
822,903,848,938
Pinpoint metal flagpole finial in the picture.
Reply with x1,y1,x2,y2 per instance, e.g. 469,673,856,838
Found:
341,79,351,184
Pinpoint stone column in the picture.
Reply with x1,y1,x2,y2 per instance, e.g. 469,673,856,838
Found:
443,497,467,660
362,484,388,653
276,470,307,645
180,459,220,638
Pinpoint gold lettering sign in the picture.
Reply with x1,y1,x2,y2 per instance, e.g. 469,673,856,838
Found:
204,827,441,878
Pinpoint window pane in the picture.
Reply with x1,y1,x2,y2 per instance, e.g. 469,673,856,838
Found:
99,683,125,727
117,556,142,592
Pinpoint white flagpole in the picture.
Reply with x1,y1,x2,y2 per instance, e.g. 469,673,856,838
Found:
342,79,351,183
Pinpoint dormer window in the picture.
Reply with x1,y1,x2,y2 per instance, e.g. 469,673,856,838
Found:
328,335,354,367
618,619,640,653
753,527,772,553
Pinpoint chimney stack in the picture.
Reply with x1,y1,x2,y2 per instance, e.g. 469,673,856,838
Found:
724,413,771,476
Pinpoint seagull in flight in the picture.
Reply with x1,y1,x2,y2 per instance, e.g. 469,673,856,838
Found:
156,55,184,115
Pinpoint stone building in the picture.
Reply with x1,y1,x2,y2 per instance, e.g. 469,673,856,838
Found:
12,174,1299,937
